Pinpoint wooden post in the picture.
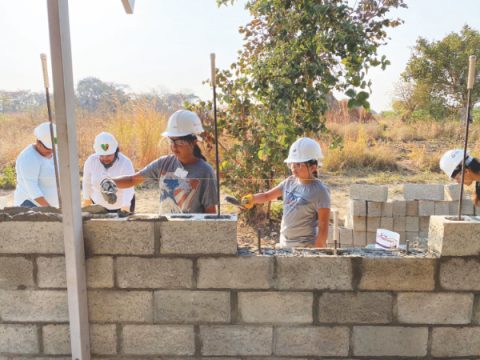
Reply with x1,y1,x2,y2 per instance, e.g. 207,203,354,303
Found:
46,1,91,359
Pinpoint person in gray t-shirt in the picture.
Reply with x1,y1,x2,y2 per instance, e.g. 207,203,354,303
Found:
110,110,218,214
242,137,330,248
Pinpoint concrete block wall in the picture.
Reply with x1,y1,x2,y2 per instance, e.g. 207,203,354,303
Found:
2,217,480,358
342,183,478,246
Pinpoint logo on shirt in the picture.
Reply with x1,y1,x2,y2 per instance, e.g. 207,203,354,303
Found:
159,172,200,213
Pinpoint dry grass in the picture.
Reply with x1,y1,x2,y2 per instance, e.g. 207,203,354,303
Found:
407,145,441,173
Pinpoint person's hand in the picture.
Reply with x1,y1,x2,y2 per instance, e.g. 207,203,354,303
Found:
474,182,480,207
82,199,93,207
100,178,118,204
241,194,254,209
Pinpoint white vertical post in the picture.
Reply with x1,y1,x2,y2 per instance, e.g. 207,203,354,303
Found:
46,1,91,359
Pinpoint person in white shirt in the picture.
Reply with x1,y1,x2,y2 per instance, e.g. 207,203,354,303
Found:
14,122,59,208
82,132,135,212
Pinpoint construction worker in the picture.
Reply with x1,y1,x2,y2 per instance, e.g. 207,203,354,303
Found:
242,137,330,248
14,122,59,208
109,110,217,214
440,149,480,205
82,132,135,212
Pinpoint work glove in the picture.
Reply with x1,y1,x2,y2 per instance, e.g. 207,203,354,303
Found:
241,194,254,209
100,178,118,205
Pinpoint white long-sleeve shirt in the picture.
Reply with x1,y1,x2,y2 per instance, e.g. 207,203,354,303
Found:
14,144,59,207
82,153,135,210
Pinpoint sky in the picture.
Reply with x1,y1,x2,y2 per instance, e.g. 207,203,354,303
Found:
1,0,479,112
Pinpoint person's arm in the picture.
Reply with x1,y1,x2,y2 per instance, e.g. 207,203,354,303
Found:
119,159,136,210
112,172,145,188
82,157,93,206
34,196,50,206
252,185,283,204
16,152,45,205
315,208,331,248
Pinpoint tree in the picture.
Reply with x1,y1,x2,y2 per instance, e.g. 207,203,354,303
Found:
402,25,480,119
76,77,129,112
191,0,406,197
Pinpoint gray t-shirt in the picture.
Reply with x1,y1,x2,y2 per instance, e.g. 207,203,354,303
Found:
140,155,217,214
278,176,330,246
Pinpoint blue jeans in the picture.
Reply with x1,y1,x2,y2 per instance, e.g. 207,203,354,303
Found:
20,200,37,208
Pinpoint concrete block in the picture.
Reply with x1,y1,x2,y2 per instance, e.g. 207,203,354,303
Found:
0,324,38,354
367,217,380,232
353,326,428,356
366,231,376,244
159,216,237,255
0,221,63,254
393,217,406,232
338,227,353,245
350,184,388,202
405,216,419,232
397,292,473,324
440,258,480,290
359,258,435,291
276,257,352,290
200,325,272,356
445,183,463,200
405,231,418,241
432,327,480,357
87,256,114,288
154,290,230,323
0,257,34,289
198,257,273,289
84,219,154,255
352,216,366,231
348,199,366,216
318,292,392,324
382,202,393,217
344,214,352,228
367,202,382,217
37,256,66,288
274,326,349,356
90,324,117,355
392,200,407,217
397,231,406,243
380,217,393,230
238,292,312,324
429,215,480,256
123,325,195,355
0,290,68,321
117,257,193,288
88,290,152,322
419,216,430,232
403,183,444,200
434,201,450,215
418,200,435,216
353,231,366,247
459,199,475,215
406,200,418,216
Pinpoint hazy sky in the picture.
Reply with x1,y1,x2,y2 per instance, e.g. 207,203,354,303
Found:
1,0,479,112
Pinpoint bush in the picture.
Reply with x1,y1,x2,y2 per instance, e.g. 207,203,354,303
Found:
0,164,16,189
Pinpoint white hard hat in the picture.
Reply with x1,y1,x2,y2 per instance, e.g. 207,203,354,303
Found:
34,122,57,149
284,137,323,163
439,149,470,178
94,132,118,155
162,110,204,137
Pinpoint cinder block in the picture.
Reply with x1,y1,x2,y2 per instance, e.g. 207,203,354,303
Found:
404,183,444,201
0,221,63,254
434,201,450,215
318,292,392,324
367,202,382,217
458,199,475,215
123,325,195,355
198,257,273,289
274,326,349,356
338,227,353,245
90,324,117,355
0,290,68,321
405,217,419,232
397,231,406,244
87,256,114,288
37,257,66,288
344,214,352,228
353,326,428,356
88,290,152,322
380,217,393,230
393,217,406,232
418,200,435,216
359,258,435,291
367,217,380,232
432,327,480,357
276,258,352,290
0,257,34,289
405,231,418,241
0,324,38,354
43,324,69,355
159,217,237,255
440,258,480,290
117,257,193,288
238,292,312,324
406,200,418,216
429,216,480,256
353,231,366,247
200,325,272,356
419,216,430,232
348,199,367,216
352,216,367,231
350,184,388,202
154,291,230,323
392,200,407,217
84,219,154,255
397,292,473,324
382,202,393,217
445,184,463,200
366,231,376,244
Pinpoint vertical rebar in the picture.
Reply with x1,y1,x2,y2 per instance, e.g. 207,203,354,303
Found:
210,53,221,218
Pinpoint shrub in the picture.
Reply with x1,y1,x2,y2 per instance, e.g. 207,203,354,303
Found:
0,164,16,189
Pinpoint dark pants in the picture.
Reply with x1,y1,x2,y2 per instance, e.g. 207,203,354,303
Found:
20,200,37,208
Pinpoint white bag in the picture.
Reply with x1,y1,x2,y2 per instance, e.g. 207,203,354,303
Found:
375,228,400,249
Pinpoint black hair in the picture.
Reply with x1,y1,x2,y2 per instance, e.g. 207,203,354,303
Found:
305,159,318,178
179,134,207,161
451,157,480,178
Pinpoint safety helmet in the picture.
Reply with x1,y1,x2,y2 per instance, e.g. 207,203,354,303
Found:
162,110,204,137
284,137,323,163
94,132,118,155
34,122,57,149
439,149,470,178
